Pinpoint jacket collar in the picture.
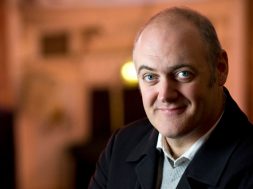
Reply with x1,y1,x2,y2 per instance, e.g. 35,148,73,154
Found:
179,120,239,187
126,121,160,189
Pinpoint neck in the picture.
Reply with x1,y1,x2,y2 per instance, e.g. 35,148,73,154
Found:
165,134,200,159
165,138,193,159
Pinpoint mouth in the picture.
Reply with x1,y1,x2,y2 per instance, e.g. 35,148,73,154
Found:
156,105,187,115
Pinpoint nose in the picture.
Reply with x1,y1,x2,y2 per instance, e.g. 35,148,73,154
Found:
157,78,178,103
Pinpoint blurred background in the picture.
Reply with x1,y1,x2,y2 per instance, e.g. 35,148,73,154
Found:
0,0,253,188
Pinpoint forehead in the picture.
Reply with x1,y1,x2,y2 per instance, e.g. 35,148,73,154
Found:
133,21,209,72
137,19,204,48
136,21,206,55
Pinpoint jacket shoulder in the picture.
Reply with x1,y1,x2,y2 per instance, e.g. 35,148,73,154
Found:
117,118,154,138
111,118,156,150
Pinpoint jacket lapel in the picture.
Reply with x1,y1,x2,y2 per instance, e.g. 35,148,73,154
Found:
126,123,160,189
177,124,239,188
135,154,159,189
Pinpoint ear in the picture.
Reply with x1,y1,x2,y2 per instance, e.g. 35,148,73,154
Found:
217,50,229,86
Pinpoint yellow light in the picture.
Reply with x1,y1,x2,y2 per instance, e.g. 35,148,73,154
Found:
120,61,138,85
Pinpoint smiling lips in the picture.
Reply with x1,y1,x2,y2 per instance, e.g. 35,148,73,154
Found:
156,105,187,115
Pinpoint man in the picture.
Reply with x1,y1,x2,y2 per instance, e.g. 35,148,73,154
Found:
89,7,253,189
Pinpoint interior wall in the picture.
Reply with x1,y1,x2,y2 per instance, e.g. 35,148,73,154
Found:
0,3,13,110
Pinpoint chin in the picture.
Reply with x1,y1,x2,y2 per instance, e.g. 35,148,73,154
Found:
155,123,181,136
156,117,193,135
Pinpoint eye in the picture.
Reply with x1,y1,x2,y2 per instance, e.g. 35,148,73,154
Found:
142,73,159,83
176,70,194,82
178,71,190,78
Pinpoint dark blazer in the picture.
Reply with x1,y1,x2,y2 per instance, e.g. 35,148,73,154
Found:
89,90,253,189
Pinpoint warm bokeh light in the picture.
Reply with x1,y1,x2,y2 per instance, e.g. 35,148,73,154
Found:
120,61,138,85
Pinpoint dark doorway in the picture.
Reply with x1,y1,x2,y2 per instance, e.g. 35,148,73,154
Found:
123,87,146,125
90,88,111,138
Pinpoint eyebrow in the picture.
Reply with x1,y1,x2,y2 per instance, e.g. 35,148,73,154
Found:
137,65,156,75
137,64,195,75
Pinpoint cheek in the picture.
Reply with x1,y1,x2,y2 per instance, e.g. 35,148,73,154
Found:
180,81,208,100
184,84,214,113
140,86,157,107
177,83,198,101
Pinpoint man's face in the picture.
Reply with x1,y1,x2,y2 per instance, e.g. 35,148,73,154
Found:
133,22,226,140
